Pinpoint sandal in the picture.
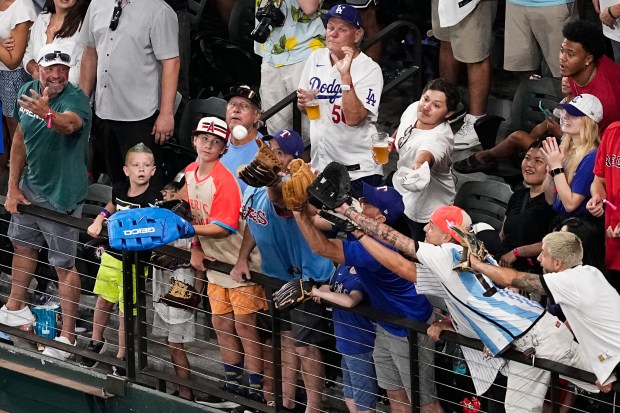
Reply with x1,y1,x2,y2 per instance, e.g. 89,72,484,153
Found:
453,154,499,174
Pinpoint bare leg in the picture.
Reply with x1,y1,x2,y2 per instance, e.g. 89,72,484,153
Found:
262,338,275,403
387,389,412,413
213,312,244,365
296,344,325,413
438,41,461,84
90,296,116,342
170,341,193,400
56,266,80,343
117,311,126,359
466,58,491,116
6,245,37,311
281,332,300,409
234,312,263,378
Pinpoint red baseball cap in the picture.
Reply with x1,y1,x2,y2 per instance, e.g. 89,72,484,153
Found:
430,206,472,242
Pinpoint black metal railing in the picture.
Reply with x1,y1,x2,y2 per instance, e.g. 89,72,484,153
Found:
0,197,618,413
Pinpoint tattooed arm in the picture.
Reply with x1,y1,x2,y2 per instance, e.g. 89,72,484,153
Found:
469,254,546,295
338,204,419,259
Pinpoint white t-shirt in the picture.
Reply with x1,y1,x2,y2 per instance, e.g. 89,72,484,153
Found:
0,0,37,71
299,48,383,180
395,101,456,222
22,12,84,85
543,265,620,385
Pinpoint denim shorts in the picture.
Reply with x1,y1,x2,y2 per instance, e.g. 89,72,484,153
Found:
341,351,378,411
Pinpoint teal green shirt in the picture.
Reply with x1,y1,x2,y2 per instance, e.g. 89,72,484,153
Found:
15,81,91,212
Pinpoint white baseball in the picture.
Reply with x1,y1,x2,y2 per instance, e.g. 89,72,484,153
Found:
232,125,248,141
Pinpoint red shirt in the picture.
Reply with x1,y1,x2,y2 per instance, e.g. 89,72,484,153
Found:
594,121,620,271
569,56,620,133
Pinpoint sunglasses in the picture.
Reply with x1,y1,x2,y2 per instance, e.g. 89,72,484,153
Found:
109,1,122,31
230,86,258,101
40,51,71,64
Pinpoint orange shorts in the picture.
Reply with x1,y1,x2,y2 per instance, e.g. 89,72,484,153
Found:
207,283,268,315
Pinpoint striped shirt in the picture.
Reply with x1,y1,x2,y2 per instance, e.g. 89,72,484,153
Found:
416,264,505,395
417,242,545,356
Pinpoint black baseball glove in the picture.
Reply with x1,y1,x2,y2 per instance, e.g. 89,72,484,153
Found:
272,279,315,311
307,162,352,210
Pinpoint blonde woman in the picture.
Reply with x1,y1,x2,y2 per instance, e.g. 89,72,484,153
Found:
542,94,602,218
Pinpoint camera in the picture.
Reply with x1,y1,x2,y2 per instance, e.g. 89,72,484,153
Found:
250,1,285,44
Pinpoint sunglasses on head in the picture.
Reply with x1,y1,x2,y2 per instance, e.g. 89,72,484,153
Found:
109,1,122,31
40,51,71,64
230,86,257,101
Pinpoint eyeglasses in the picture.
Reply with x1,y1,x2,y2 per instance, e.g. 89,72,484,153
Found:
40,51,71,64
398,124,414,149
227,100,254,112
109,1,122,31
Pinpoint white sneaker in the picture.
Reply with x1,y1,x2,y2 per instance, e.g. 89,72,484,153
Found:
42,336,76,361
454,114,482,150
0,305,35,328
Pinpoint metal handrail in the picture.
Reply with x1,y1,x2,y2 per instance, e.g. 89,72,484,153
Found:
0,197,617,413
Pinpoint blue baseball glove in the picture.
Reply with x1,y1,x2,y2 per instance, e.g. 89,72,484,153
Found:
108,207,195,251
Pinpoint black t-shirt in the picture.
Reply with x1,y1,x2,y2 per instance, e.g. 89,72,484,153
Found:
501,188,556,271
112,183,162,211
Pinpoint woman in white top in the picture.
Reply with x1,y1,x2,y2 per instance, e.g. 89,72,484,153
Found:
390,78,459,240
0,0,36,172
21,0,88,85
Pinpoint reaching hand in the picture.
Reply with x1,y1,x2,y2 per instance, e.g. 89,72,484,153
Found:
18,87,51,119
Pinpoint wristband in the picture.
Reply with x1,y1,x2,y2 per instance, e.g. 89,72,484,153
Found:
609,6,618,19
100,209,111,219
191,241,200,248
341,82,353,91
512,248,519,258
43,108,55,128
355,232,365,241
550,167,565,178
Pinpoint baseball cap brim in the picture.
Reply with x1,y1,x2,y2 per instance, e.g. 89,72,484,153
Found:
560,103,587,117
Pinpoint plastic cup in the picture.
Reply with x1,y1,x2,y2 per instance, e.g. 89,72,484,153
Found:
306,100,320,120
372,132,390,165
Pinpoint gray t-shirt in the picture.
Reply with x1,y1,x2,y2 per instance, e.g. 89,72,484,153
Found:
78,0,179,121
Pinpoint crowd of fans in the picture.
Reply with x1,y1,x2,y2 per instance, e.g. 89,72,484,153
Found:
1,0,620,413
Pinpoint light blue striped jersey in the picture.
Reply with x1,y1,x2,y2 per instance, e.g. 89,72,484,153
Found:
417,242,545,356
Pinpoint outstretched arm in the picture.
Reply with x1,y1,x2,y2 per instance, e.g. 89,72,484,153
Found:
357,235,417,283
338,203,419,259
469,254,545,295
293,209,345,264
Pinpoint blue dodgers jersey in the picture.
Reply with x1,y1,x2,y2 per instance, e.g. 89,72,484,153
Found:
343,239,433,337
417,242,545,355
243,187,334,282
331,265,376,355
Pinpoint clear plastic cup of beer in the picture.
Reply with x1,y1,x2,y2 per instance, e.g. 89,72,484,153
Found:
306,100,320,120
371,132,390,165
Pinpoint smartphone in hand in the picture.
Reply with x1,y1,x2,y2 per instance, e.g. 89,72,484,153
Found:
539,100,558,122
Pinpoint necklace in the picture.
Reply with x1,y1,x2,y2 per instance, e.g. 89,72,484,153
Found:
574,67,597,89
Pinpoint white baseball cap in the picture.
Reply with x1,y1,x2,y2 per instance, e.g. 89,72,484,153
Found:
192,116,228,143
37,43,72,67
560,94,603,123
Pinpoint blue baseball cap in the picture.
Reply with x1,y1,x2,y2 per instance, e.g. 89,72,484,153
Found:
270,129,305,159
362,183,405,224
322,4,363,30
